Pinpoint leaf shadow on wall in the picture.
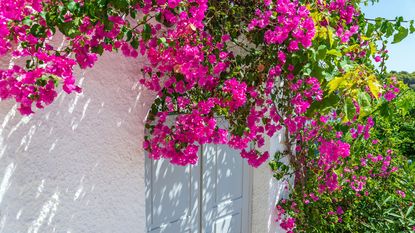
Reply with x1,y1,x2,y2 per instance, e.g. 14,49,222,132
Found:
0,50,156,233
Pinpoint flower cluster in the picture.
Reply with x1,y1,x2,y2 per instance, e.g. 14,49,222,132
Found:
318,0,360,43
382,76,400,101
0,0,130,114
248,0,315,50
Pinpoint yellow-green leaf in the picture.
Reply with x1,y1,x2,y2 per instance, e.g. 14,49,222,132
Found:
328,27,334,47
344,44,360,53
328,76,345,93
367,75,382,99
369,42,377,55
361,36,370,41
326,49,342,57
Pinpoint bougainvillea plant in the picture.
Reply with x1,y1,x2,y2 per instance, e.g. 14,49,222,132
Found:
277,83,415,232
0,0,414,231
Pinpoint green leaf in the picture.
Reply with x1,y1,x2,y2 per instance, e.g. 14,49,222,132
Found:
343,99,356,122
326,49,342,57
22,17,32,26
67,1,77,12
387,212,401,218
317,45,327,60
57,21,81,38
126,30,133,41
30,24,46,37
35,77,48,87
406,205,414,218
393,26,409,44
358,91,372,117
361,222,376,230
306,94,340,117
158,37,168,47
91,45,104,55
410,20,415,33
142,24,152,41
112,0,130,11
130,9,137,19
131,38,139,49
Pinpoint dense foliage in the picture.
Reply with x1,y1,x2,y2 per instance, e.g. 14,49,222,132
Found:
278,84,415,232
376,86,415,161
392,71,415,89
0,0,414,231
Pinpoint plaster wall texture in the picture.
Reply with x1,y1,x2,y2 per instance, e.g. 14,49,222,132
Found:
0,46,286,233
251,131,289,233
0,50,155,233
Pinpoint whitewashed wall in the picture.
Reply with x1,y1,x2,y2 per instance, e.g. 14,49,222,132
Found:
0,51,155,233
252,132,288,233
0,50,285,233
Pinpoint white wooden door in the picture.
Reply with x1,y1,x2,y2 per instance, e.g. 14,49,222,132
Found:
145,145,252,233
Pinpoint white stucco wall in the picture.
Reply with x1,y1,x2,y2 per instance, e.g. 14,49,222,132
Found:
0,47,286,233
0,51,155,233
251,131,288,233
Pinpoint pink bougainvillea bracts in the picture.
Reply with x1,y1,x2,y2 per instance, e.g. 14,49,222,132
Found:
0,0,413,231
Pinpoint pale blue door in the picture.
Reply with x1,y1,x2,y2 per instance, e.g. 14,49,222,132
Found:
145,145,252,233
202,144,252,233
145,157,200,233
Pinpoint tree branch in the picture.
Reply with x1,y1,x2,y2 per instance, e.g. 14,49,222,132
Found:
365,18,411,23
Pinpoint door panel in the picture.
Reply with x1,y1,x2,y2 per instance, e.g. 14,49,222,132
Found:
213,213,242,233
202,144,251,233
145,157,200,233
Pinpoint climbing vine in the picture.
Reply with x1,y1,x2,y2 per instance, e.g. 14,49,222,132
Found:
0,0,414,231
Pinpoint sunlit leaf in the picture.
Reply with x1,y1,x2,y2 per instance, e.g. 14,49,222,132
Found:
367,75,382,99
393,26,409,44
328,76,345,93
